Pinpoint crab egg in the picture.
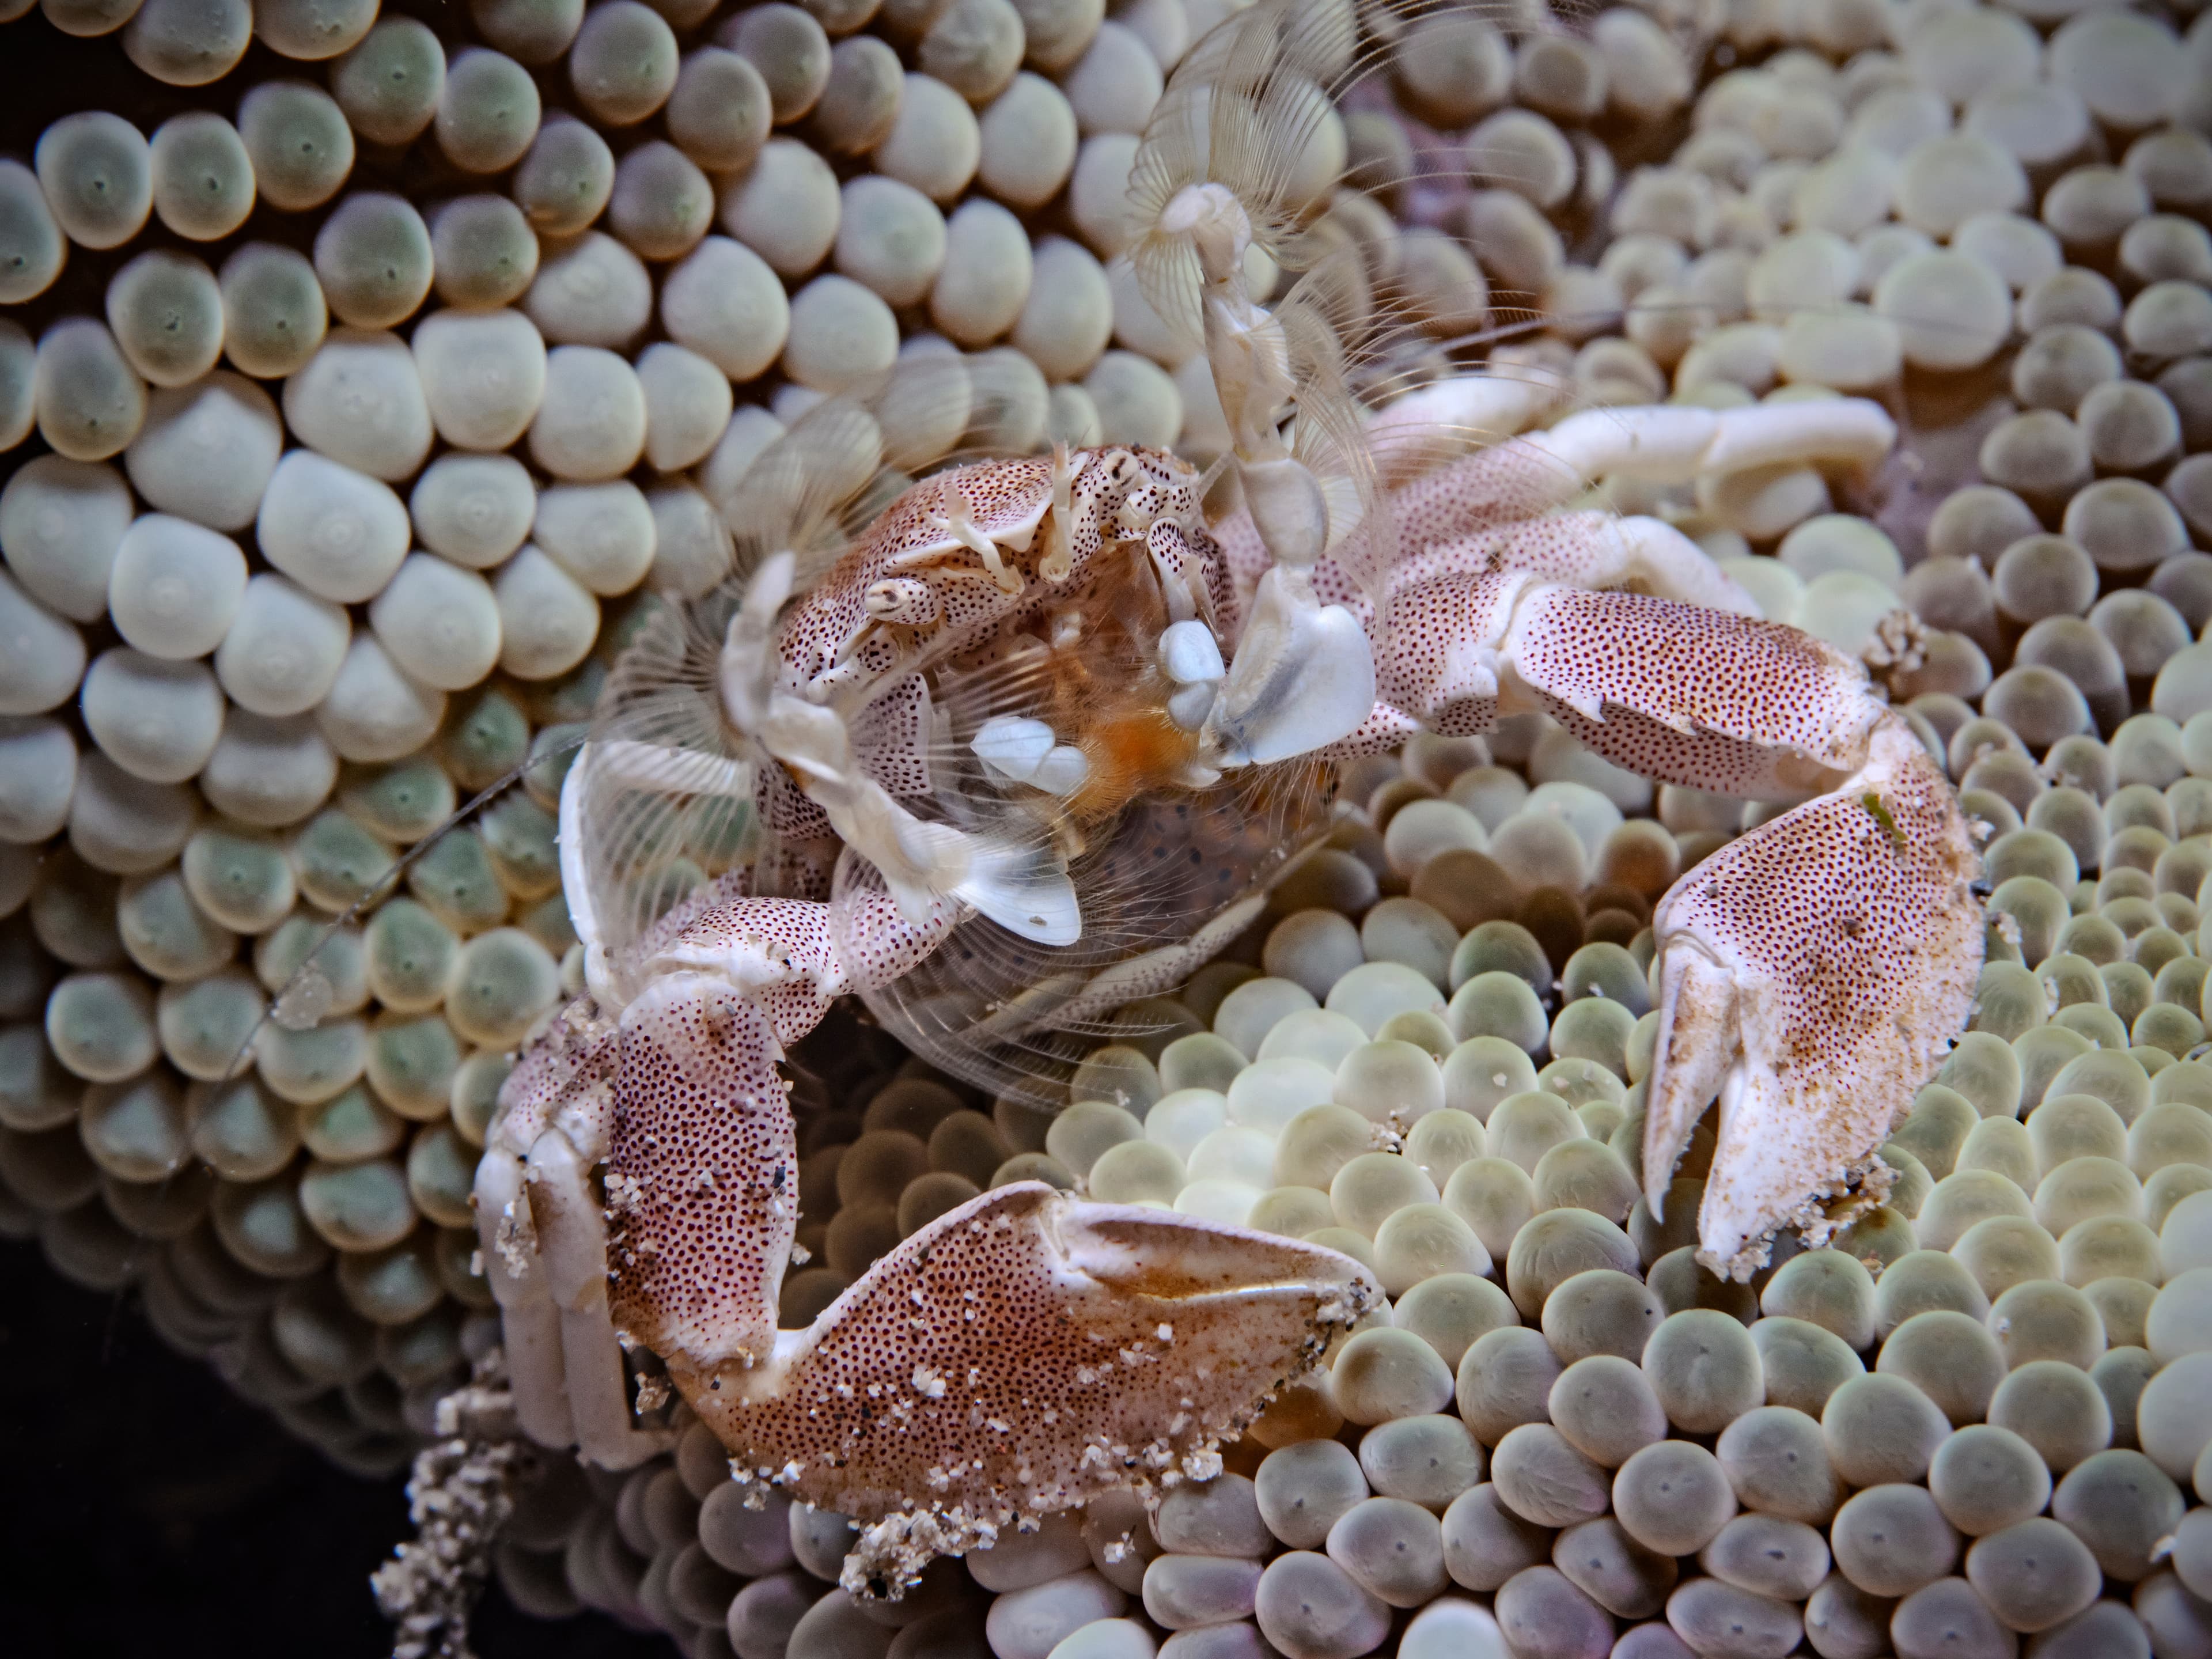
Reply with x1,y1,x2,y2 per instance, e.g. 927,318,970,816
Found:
218,244,327,380
437,47,541,174
237,81,353,211
1033,747,1090,796
147,112,253,242
329,18,445,146
1168,683,1215,730
0,161,66,304
512,116,615,238
36,111,154,251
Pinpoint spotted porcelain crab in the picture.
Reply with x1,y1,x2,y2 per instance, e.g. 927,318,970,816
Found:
471,0,1982,1592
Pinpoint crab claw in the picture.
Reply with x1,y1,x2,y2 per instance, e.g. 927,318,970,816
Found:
1643,715,1982,1280
676,1182,1376,1595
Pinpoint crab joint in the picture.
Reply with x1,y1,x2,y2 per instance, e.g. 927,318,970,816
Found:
863,577,939,625
930,478,1022,594
1040,443,1075,583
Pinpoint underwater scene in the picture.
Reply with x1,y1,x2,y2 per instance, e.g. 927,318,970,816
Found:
6,0,2212,1656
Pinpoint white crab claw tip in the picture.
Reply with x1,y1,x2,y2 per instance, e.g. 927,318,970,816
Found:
1160,619,1226,685
971,715,1056,782
1167,681,1217,731
748,550,797,611
953,835,1082,946
1158,182,1252,281
1210,601,1377,767
1645,715,1980,1281
1031,746,1090,796
1057,1201,1381,1309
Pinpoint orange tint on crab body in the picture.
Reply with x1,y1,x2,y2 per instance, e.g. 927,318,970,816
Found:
771,444,1229,712
1069,706,1202,823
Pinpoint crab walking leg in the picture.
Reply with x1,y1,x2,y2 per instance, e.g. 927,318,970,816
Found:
473,1142,572,1449
1363,369,1564,487
1643,717,1982,1279
475,996,622,1455
1370,572,1882,791
1499,583,1890,799
598,893,1378,1588
1369,567,1980,1272
1395,512,1762,618
687,1184,1377,1596
531,1116,677,1469
1389,398,1899,552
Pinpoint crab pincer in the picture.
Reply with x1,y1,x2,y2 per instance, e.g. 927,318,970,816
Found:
683,1183,1376,1596
1642,713,1983,1280
1482,570,1983,1274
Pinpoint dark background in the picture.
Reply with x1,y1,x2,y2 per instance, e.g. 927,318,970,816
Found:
0,14,666,1656
0,1236,671,1658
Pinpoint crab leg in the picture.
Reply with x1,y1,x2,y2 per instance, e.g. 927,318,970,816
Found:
1151,184,1378,768
1369,556,1979,1272
1391,398,1899,549
1501,584,1890,799
1499,596,1979,1271
616,885,1373,1579
1394,512,1762,618
472,1141,571,1450
475,995,652,1463
488,777,1378,1559
1363,369,1565,487
606,887,959,1371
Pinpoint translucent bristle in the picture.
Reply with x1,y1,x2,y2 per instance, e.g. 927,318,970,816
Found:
1268,252,1399,594
574,396,892,971
1126,1,1541,338
842,753,1336,1106
722,395,890,592
1126,0,1382,341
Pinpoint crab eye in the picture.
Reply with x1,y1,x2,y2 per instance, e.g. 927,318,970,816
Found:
863,577,936,624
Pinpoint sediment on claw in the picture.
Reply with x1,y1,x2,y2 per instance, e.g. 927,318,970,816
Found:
1704,1149,1898,1283
671,1184,1376,1595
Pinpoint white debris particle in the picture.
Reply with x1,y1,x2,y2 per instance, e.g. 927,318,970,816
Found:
371,1350,521,1659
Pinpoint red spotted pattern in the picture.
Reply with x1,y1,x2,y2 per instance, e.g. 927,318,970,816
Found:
490,347,1974,1569
1645,719,1983,1276
606,893,955,1370
1508,586,1884,798
683,1184,1371,1554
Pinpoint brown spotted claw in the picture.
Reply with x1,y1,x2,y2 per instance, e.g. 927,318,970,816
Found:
1642,715,1983,1278
680,1183,1377,1596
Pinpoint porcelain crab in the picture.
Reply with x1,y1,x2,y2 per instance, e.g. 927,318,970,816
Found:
469,0,1982,1595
